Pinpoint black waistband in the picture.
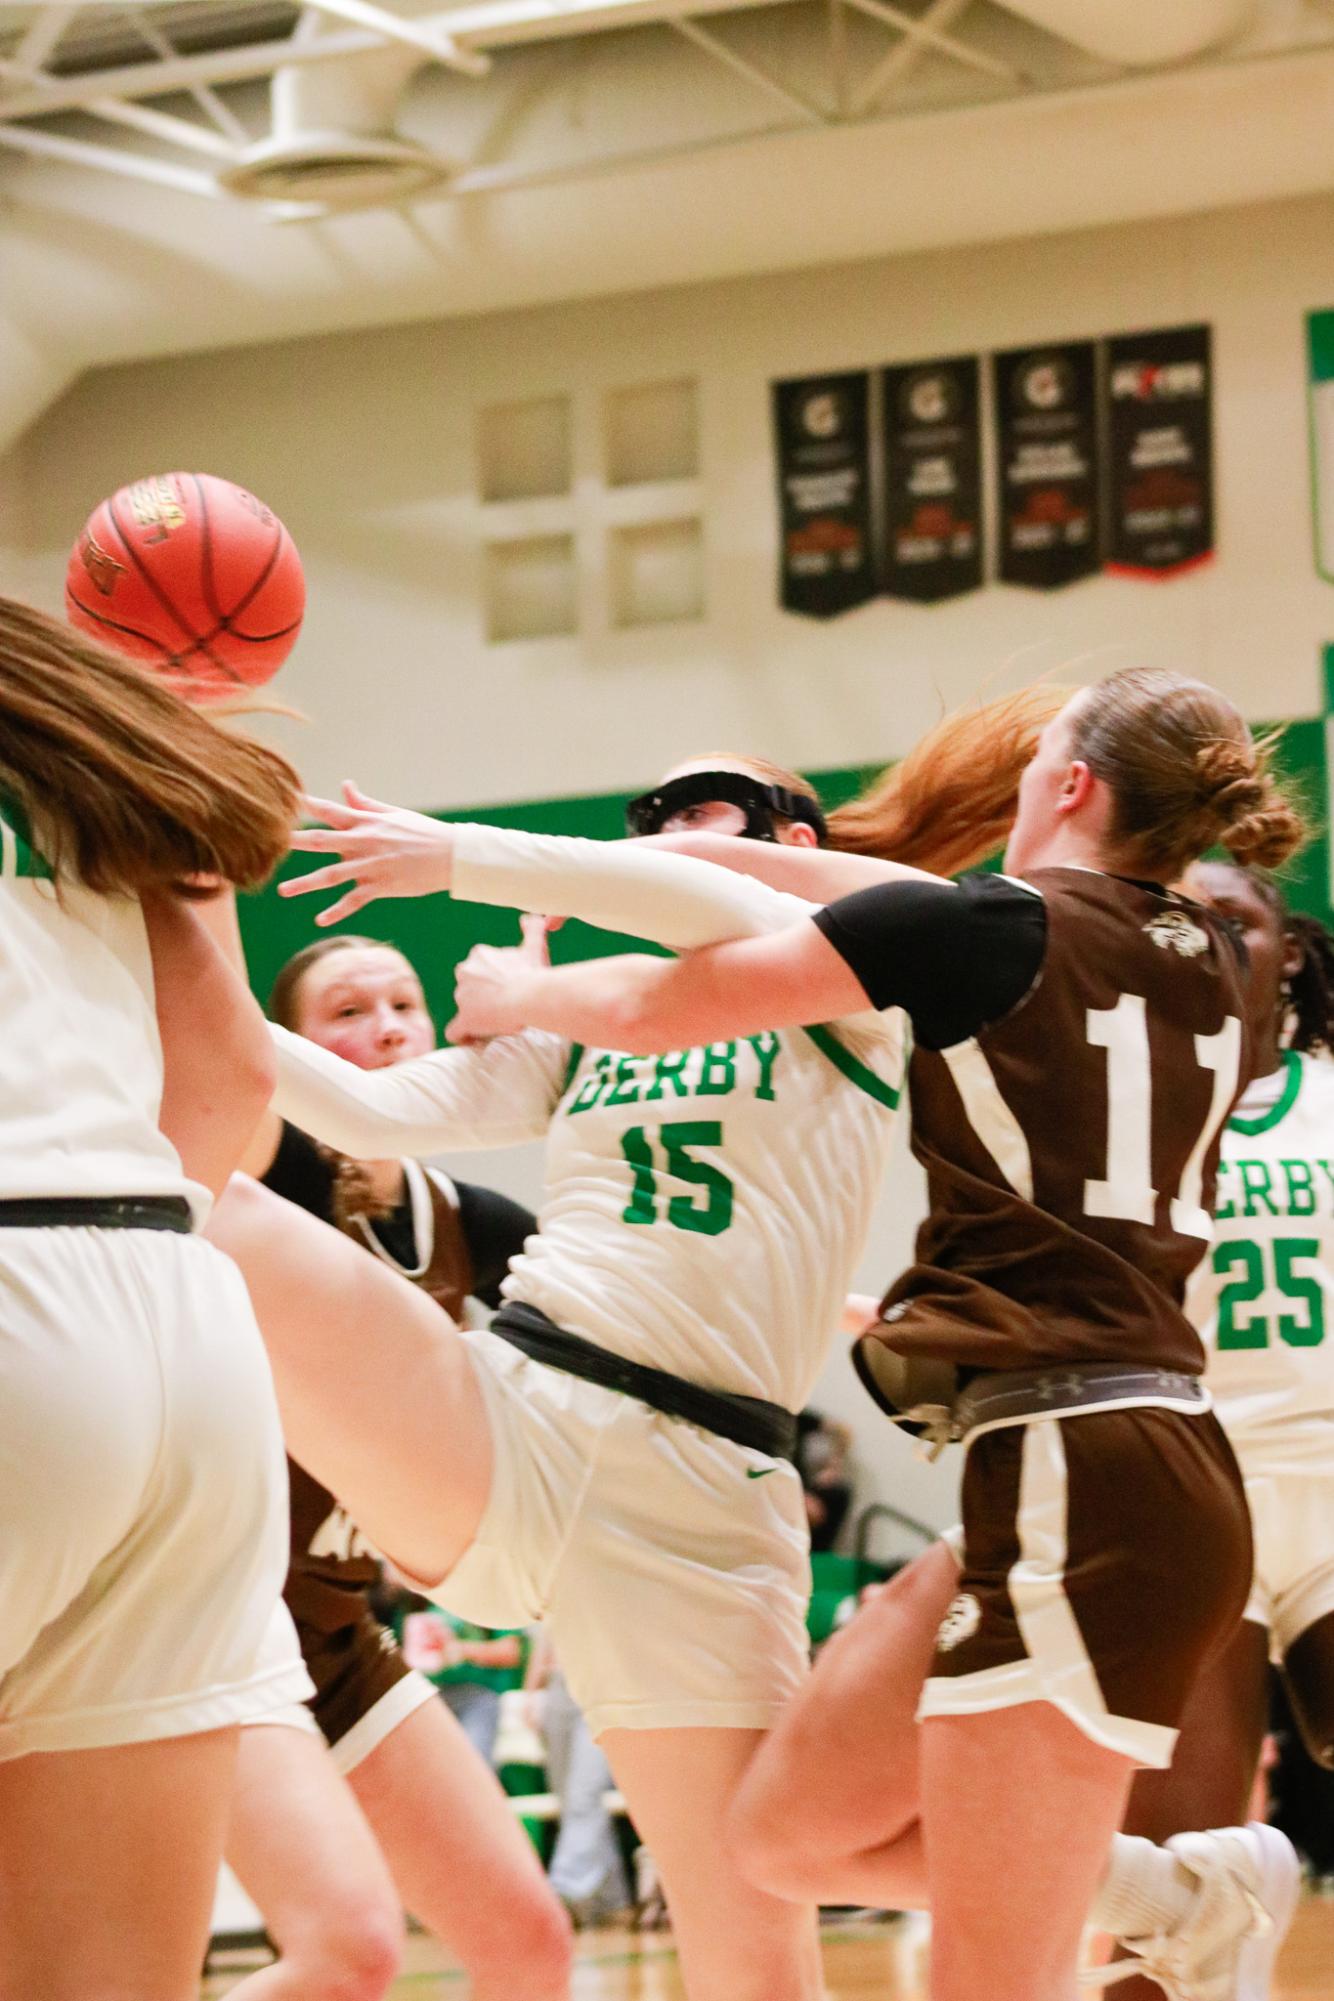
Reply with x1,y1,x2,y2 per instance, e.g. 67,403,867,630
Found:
491,1302,798,1461
0,1196,194,1233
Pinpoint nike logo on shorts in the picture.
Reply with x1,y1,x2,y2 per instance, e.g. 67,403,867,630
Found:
746,1467,778,1479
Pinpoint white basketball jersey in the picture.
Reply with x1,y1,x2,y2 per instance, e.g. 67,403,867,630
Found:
507,1012,902,1410
1188,1051,1334,1445
273,825,905,1411
0,801,206,1215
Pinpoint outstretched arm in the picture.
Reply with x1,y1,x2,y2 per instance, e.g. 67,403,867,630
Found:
270,1019,569,1160
449,919,870,1054
282,788,819,946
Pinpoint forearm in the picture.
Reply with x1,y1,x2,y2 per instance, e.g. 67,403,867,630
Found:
270,1023,559,1157
476,925,871,1054
451,823,812,948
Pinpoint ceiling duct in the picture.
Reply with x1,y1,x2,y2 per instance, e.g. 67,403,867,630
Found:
218,7,454,210
995,0,1258,67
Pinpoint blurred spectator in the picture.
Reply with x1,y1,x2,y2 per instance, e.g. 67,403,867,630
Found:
374,1568,526,1767
525,1630,634,1928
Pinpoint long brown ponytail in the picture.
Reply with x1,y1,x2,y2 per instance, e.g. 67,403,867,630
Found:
0,595,300,897
827,684,1067,875
694,686,1065,877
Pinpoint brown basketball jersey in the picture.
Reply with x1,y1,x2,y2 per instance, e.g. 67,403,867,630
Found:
864,869,1249,1378
285,1160,475,1634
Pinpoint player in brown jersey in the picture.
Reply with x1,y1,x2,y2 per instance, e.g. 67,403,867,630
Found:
221,937,570,2001
437,668,1305,2001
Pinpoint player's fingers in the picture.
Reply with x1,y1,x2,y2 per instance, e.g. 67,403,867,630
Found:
278,860,362,897
518,913,552,965
287,826,362,854
341,779,392,813
301,792,366,828
314,886,374,928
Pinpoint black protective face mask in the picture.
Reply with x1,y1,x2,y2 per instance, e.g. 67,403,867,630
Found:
625,769,828,845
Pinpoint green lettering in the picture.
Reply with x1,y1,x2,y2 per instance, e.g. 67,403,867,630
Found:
1214,1160,1237,1221
604,1055,645,1107
645,1050,691,1102
748,1032,781,1102
567,1053,612,1116
1318,1161,1334,1204
696,1042,737,1097
1239,1160,1279,1218
1281,1159,1318,1218
620,1127,657,1224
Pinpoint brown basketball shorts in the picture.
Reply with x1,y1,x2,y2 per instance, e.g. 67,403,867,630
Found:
919,1406,1252,1767
298,1607,435,1771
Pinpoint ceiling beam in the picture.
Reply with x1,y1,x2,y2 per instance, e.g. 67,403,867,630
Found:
0,117,224,195
843,0,1023,82
300,0,491,76
668,16,830,121
14,4,77,73
125,7,253,145
851,0,974,112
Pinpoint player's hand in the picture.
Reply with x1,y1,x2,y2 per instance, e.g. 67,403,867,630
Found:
281,781,456,926
445,916,551,1044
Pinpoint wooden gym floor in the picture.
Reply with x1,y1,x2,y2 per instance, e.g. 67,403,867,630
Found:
203,1895,1334,1998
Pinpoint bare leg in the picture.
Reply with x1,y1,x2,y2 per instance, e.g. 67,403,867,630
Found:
348,1696,574,2000
224,1725,402,2001
922,1707,1135,2001
601,1727,825,2001
207,1176,492,1585
0,1729,238,2001
1106,1616,1270,2001
730,1542,958,1908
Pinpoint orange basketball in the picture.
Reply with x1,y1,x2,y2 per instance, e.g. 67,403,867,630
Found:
65,471,304,694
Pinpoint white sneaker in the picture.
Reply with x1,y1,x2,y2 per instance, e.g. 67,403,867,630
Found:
1086,1823,1300,2001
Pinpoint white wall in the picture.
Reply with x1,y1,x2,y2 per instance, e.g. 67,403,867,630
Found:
5,186,1333,1534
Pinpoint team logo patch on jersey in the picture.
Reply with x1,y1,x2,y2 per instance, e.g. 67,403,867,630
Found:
1144,912,1209,957
936,1592,982,1653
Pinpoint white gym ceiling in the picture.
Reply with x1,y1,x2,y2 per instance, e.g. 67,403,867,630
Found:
2,1,1333,450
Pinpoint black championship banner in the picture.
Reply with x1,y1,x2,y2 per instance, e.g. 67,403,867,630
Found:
992,342,1100,589
773,372,877,618
1104,324,1213,577
881,356,982,603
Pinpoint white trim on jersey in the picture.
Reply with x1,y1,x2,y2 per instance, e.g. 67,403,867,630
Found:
940,1037,1034,1201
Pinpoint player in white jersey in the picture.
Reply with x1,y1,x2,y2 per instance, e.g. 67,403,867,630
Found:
1112,860,1334,1999
0,596,309,2001
207,695,1054,2001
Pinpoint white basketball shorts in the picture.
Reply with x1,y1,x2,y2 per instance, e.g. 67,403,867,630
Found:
0,1225,309,1759
1237,1425,1334,1657
419,1326,812,1739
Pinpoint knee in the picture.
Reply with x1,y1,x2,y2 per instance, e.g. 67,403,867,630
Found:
728,1776,819,1903
469,1883,574,1997
283,1895,403,2001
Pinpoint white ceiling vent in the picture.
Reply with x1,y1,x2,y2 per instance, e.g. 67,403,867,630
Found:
218,6,455,210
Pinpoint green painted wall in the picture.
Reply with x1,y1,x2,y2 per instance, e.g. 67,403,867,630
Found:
238,724,1330,1029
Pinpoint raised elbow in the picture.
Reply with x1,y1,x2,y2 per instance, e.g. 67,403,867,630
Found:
236,1027,278,1122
